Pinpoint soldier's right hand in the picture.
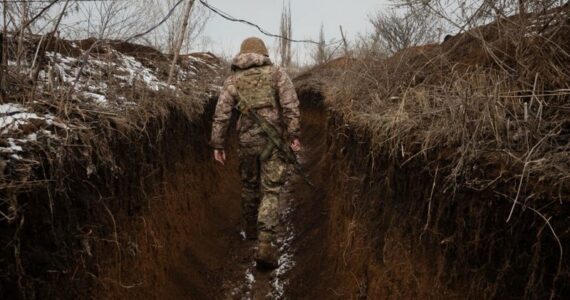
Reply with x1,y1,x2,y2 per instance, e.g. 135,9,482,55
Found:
290,139,302,152
214,149,226,165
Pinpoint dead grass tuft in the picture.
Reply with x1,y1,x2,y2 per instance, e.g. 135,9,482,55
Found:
327,4,570,205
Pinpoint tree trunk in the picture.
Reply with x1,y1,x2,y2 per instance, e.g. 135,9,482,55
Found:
167,0,194,86
339,26,349,57
2,0,8,98
16,0,29,72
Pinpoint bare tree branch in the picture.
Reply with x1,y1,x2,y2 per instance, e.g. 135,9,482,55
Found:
369,8,441,55
167,0,194,86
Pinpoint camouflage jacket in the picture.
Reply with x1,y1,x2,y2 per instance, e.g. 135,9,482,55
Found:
210,53,300,149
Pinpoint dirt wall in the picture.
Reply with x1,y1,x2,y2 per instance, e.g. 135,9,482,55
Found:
0,100,245,299
287,89,569,299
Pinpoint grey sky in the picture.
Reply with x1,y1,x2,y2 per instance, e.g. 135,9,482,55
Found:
199,0,391,63
6,0,393,65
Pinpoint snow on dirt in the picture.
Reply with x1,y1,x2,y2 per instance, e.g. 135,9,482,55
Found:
115,54,174,91
0,105,63,136
1,103,68,160
33,49,215,107
0,103,25,114
229,262,256,299
2,41,218,165
271,203,296,298
82,92,108,104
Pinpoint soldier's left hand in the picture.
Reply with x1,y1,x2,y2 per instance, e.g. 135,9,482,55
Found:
214,149,226,165
290,139,302,152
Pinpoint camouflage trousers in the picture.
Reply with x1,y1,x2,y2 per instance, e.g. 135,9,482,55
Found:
239,144,288,244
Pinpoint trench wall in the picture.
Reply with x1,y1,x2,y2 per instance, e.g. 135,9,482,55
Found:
0,101,244,299
288,90,569,299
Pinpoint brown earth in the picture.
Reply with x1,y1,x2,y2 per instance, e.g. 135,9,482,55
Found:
2,75,567,299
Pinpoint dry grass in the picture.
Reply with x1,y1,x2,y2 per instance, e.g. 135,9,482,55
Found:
327,5,570,206
1,35,220,193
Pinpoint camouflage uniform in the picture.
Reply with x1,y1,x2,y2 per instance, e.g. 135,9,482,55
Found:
210,52,300,248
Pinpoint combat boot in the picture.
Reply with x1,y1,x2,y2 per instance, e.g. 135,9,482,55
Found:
255,242,279,270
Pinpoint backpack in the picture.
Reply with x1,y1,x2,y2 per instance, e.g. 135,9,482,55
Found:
234,65,277,109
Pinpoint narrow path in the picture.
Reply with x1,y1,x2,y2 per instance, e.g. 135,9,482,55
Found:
219,100,326,299
222,165,301,300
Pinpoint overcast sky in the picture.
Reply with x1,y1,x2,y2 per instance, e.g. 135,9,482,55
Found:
198,0,391,63
11,0,393,65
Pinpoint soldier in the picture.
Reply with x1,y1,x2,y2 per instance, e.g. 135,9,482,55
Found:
210,37,301,269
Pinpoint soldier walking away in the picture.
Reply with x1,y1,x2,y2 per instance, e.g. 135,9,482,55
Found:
210,37,301,270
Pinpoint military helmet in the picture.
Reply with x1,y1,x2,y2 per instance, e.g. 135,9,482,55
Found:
239,37,269,56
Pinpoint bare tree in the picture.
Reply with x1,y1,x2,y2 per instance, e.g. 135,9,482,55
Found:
278,0,292,67
369,9,441,55
9,0,209,54
157,0,209,54
311,24,336,65
1,0,7,97
16,1,29,71
339,25,350,57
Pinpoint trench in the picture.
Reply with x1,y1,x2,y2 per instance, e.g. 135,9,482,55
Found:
97,88,332,299
3,81,567,299
217,87,329,299
110,87,331,299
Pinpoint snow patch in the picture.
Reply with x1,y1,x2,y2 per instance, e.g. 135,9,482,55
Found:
116,54,173,91
26,133,38,141
1,112,41,135
83,92,108,104
10,154,23,160
229,262,256,299
270,179,298,299
1,102,66,159
245,266,255,286
0,103,25,114
1,139,23,153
